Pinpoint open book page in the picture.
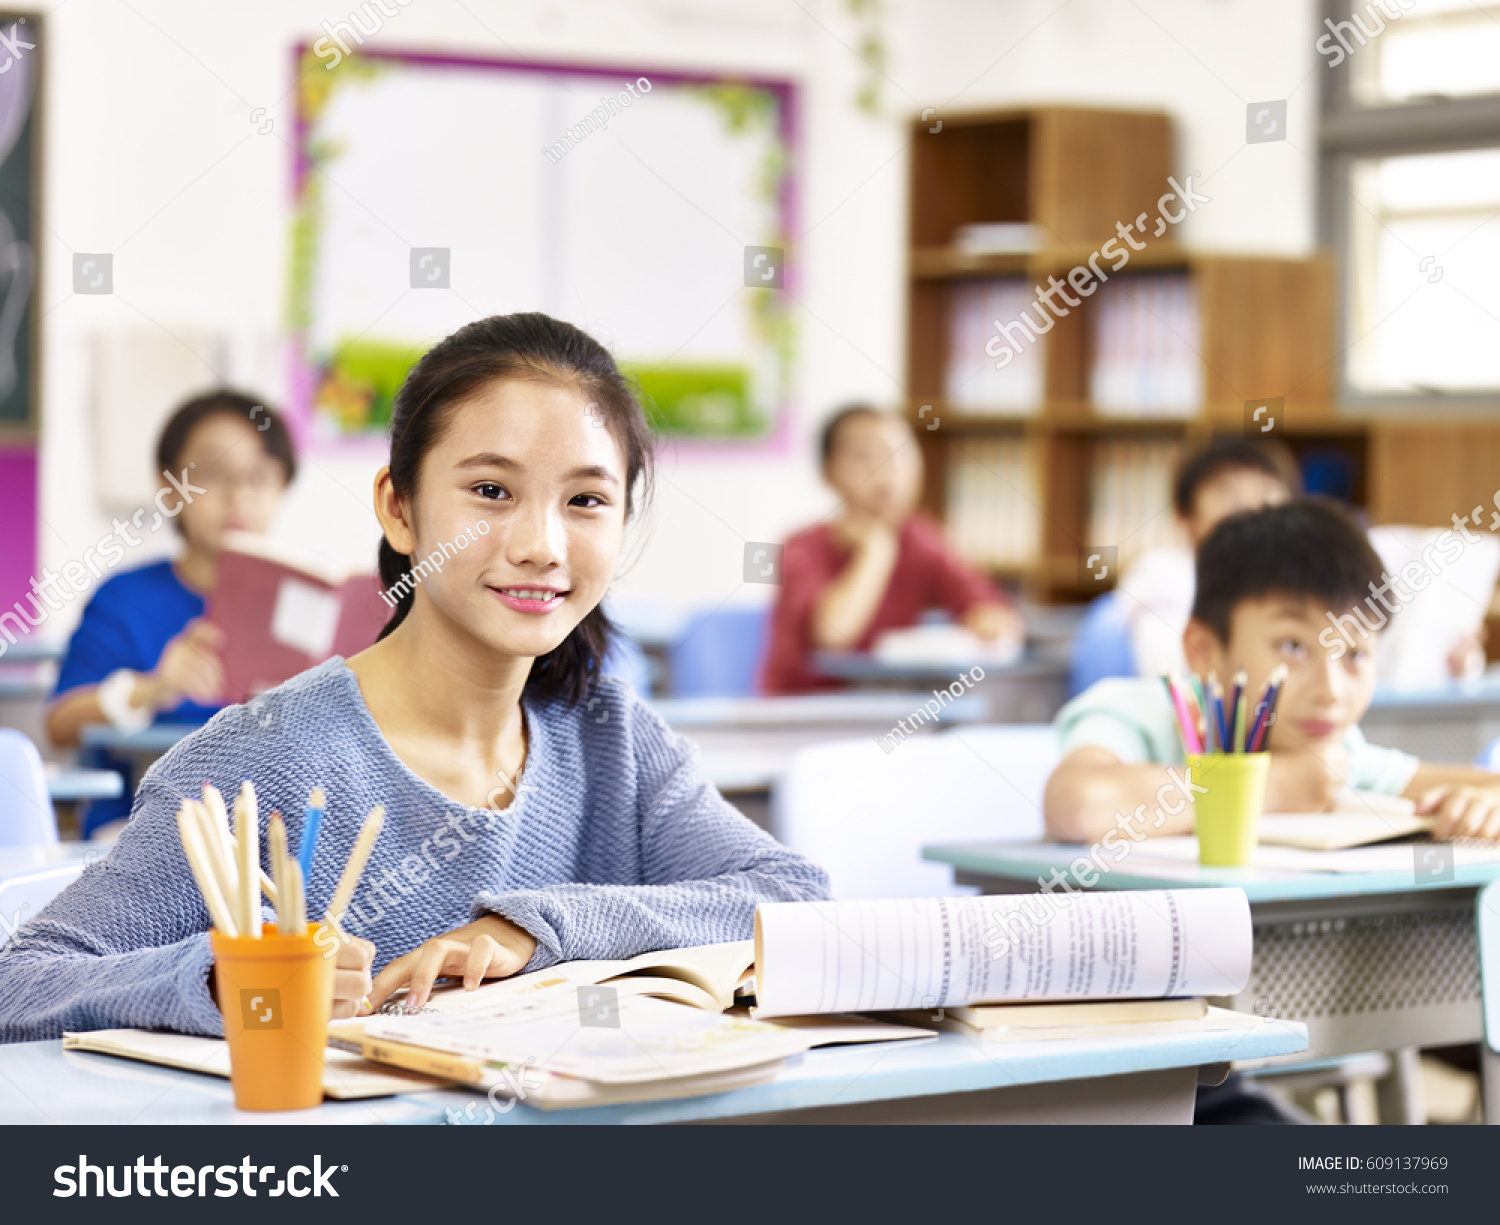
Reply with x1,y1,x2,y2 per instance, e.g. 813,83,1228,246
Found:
363,986,813,1085
1256,812,1431,851
752,889,1251,1018
949,1005,1262,1044
382,940,756,1018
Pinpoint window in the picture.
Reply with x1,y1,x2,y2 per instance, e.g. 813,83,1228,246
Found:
1319,0,1500,407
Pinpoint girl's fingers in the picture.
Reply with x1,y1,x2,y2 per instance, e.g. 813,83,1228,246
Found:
333,966,373,1002
406,940,461,1009
464,935,498,990
1414,786,1448,816
368,950,417,1010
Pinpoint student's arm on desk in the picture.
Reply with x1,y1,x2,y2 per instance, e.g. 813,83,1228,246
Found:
1404,763,1500,841
1043,747,1195,843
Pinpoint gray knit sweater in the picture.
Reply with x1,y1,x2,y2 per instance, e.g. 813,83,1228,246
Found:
0,658,830,1041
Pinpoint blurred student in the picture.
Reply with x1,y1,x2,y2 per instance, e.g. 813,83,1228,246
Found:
1117,437,1298,677
762,404,1024,693
45,391,295,835
1046,499,1500,845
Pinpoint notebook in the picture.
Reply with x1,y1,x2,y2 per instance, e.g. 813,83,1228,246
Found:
946,1005,1263,1044
205,531,390,703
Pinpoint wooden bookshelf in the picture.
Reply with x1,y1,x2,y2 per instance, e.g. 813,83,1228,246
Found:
905,106,1500,602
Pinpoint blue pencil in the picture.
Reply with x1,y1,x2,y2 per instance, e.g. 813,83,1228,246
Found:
296,786,326,882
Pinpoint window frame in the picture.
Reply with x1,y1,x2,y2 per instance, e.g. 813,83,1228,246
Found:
1317,0,1500,412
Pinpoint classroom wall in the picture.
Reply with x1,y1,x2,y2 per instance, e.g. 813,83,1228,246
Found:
31,0,1321,646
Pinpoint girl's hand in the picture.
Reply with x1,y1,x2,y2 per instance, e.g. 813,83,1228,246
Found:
367,915,537,1011
332,934,376,1020
1414,784,1500,842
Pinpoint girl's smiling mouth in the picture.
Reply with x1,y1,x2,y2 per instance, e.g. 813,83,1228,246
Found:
492,586,567,613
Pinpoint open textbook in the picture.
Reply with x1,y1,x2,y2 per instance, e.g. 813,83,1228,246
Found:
751,889,1252,1018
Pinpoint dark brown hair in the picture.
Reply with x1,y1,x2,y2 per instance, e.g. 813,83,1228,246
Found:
1192,497,1383,641
376,312,655,704
155,390,297,483
818,402,887,467
1172,435,1300,518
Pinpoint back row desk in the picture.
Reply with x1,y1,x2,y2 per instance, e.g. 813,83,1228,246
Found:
924,839,1500,1125
0,1020,1307,1126
81,692,994,832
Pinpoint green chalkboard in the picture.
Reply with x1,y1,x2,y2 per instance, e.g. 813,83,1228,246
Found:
0,11,37,432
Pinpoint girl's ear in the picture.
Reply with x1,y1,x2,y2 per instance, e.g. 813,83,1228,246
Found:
372,466,416,555
1182,617,1222,676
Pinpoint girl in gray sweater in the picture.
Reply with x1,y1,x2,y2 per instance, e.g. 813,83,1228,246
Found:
0,313,829,1042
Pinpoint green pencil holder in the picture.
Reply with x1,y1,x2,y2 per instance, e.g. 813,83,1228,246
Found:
1186,752,1270,867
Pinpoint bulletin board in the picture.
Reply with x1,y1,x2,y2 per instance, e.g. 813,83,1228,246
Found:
0,10,37,433
290,47,797,443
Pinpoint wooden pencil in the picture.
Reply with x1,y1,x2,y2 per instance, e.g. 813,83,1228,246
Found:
176,803,237,936
326,804,384,930
187,798,238,921
234,781,260,938
206,784,278,911
268,812,294,936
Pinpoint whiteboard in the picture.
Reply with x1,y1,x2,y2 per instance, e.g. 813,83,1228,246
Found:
292,51,796,441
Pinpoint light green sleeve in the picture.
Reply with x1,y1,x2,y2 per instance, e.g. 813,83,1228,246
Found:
1343,724,1420,796
1055,677,1184,765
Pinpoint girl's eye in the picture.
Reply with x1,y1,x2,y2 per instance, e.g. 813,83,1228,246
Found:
473,483,509,501
570,492,606,509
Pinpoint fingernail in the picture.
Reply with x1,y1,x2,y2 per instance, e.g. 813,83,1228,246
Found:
465,977,476,990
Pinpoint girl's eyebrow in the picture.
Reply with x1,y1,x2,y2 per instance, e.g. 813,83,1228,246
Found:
454,452,619,484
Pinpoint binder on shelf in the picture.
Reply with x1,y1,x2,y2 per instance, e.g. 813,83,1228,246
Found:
1089,274,1202,418
944,279,1046,417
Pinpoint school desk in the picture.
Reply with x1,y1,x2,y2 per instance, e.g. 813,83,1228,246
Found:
811,651,1068,723
45,764,124,803
922,839,1500,1125
0,1017,1307,1126
1362,675,1500,764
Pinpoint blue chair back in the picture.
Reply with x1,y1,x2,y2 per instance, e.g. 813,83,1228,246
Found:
0,729,58,847
1068,591,1137,697
602,634,654,699
668,607,770,698
1477,738,1500,771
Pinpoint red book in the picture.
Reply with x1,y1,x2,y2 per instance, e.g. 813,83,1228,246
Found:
205,532,392,702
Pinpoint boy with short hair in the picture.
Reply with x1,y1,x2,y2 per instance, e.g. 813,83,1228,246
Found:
762,404,1023,693
1046,498,1500,844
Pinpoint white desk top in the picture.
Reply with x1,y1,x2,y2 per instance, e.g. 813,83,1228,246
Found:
0,1020,1307,1125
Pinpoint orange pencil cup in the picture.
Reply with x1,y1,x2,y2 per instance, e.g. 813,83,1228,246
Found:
1187,752,1271,867
212,923,334,1111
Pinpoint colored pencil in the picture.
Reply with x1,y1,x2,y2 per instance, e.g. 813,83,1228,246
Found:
1248,664,1288,752
1162,672,1202,756
296,786,326,884
1227,670,1246,752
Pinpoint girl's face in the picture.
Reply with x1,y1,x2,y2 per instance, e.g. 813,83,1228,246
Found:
170,414,289,553
394,377,627,662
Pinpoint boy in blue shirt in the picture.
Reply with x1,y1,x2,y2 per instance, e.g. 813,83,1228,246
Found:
45,391,296,836
1047,497,1500,844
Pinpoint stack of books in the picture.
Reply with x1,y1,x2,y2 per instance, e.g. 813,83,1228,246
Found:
1089,273,1202,417
1086,438,1184,567
944,279,1046,416
944,436,1042,569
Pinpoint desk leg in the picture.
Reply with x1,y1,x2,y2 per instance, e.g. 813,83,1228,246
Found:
1375,1046,1426,1125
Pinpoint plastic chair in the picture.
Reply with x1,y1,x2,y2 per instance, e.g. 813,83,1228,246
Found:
1477,739,1500,771
1067,591,1136,697
770,725,1059,898
0,861,84,945
667,607,769,698
0,729,57,847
